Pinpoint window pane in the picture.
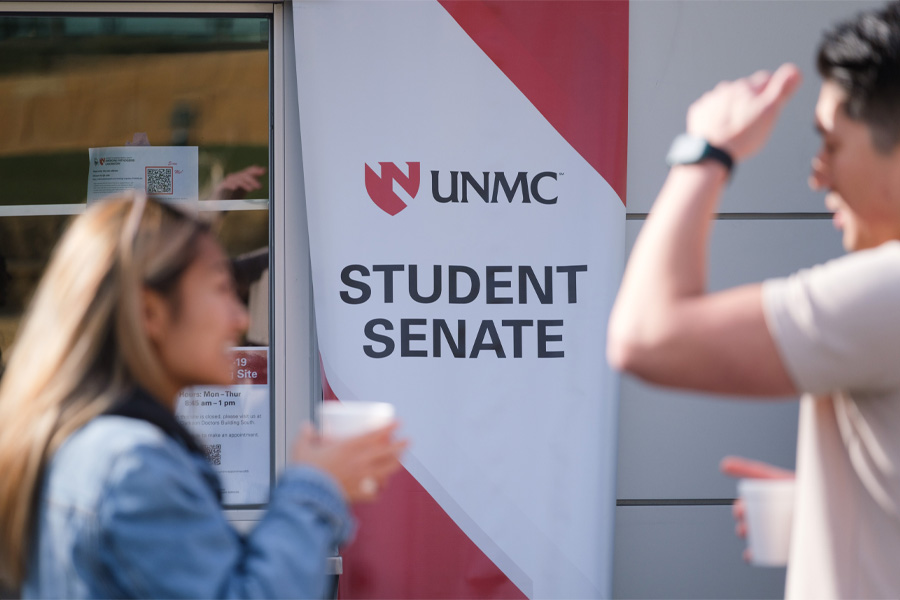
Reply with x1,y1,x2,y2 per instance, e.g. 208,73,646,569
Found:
0,14,269,206
0,13,272,508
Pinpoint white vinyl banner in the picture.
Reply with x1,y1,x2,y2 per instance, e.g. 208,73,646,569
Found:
294,2,625,598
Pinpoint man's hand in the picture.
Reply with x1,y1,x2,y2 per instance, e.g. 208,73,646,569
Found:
687,63,802,161
721,456,794,562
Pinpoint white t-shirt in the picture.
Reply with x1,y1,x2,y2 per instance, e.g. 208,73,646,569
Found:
763,240,900,599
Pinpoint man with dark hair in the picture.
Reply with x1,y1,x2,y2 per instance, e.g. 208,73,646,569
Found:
608,2,900,597
818,3,900,153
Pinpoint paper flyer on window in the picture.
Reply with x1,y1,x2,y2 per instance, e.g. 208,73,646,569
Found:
87,146,198,202
175,347,270,506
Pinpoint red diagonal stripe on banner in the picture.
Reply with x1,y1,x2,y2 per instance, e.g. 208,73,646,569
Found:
322,369,528,599
439,0,629,205
339,470,529,599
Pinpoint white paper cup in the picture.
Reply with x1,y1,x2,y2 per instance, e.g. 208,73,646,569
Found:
319,401,395,439
738,478,795,567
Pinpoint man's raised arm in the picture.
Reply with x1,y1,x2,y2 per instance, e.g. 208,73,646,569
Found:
606,64,802,396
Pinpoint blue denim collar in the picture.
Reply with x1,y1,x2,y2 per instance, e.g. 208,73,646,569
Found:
104,386,221,502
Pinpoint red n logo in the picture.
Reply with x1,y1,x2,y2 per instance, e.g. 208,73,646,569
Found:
365,162,420,216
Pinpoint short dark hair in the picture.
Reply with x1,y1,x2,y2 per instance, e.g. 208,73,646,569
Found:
817,1,900,152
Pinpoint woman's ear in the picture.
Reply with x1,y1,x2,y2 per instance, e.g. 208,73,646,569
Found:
141,287,170,343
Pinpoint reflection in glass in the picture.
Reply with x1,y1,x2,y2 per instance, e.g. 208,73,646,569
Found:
0,14,272,509
0,215,69,360
0,15,269,206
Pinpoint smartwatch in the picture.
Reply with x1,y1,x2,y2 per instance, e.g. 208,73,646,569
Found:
666,134,734,174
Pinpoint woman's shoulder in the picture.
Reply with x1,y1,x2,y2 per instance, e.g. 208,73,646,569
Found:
71,414,170,446
45,416,197,510
57,415,183,471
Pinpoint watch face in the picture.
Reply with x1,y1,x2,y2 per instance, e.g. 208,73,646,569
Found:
667,134,733,171
672,135,706,162
667,134,709,166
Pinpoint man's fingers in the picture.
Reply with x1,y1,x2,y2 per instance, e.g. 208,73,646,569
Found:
721,456,794,479
746,69,772,93
732,498,745,519
761,63,803,109
732,499,747,538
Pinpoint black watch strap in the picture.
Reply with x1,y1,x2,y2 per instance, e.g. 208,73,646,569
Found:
666,134,734,173
701,143,734,172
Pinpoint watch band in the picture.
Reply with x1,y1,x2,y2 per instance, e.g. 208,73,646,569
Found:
666,134,734,173
701,142,734,172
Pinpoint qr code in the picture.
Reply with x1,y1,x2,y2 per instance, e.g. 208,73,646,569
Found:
146,167,173,195
203,444,222,466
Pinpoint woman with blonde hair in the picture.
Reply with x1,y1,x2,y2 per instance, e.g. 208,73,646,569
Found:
0,192,405,598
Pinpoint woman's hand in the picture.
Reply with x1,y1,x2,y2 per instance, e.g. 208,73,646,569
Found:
720,455,794,562
291,422,408,502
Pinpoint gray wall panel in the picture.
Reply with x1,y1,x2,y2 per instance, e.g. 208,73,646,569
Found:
627,0,881,214
703,219,846,288
617,377,799,499
614,505,786,599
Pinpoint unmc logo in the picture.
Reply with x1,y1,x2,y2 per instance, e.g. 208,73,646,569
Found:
365,162,420,216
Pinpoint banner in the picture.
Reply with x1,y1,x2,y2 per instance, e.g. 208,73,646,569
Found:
294,2,627,597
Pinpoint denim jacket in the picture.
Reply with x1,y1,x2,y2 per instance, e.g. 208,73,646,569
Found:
22,389,354,599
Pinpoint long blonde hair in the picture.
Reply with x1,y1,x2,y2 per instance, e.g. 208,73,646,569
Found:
0,192,210,587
